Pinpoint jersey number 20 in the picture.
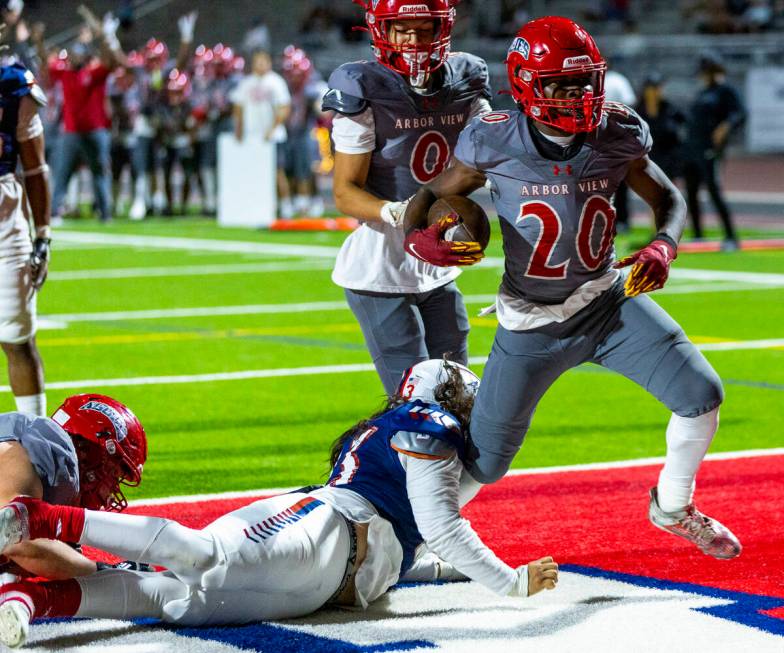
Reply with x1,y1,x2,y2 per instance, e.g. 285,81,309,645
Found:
518,195,616,279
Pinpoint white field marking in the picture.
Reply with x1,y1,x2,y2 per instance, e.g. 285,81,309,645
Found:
5,340,782,393
128,448,784,507
48,260,333,281
36,280,784,324
54,231,784,284
55,230,342,257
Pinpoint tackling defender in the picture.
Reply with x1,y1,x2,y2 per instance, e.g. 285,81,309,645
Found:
0,62,50,417
0,394,147,582
0,360,557,647
404,17,740,558
324,0,491,395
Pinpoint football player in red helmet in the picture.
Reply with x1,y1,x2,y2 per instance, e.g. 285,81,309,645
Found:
323,0,492,396
0,394,146,580
404,16,740,560
505,16,606,134
362,0,456,87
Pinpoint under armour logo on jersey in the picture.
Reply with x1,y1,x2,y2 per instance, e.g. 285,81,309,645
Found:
553,165,573,176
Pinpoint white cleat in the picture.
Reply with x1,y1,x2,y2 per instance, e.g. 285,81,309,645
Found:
0,600,30,649
0,503,29,554
648,487,741,559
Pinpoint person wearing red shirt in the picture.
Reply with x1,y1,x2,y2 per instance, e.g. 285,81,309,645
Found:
38,7,122,223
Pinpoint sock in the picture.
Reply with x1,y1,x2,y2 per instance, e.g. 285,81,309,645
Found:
0,579,81,620
657,408,719,512
10,497,85,542
14,394,46,416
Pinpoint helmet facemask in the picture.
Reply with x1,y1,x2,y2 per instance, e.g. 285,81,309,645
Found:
511,63,606,133
73,437,141,512
363,2,455,88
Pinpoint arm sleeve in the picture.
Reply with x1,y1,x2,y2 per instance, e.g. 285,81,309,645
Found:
402,452,517,595
331,107,376,154
16,95,44,142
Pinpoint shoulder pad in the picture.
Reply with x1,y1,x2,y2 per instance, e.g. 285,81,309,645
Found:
391,430,456,460
321,88,368,116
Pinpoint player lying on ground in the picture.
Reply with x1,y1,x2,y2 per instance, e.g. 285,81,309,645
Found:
0,394,147,581
403,17,740,559
0,360,557,648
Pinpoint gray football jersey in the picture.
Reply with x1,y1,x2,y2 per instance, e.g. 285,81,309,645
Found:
328,53,492,201
455,103,652,304
0,412,80,506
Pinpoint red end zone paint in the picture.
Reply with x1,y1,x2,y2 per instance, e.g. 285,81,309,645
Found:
89,455,784,600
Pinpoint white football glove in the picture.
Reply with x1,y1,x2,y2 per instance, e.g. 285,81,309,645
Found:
380,199,409,228
102,12,120,50
177,11,198,43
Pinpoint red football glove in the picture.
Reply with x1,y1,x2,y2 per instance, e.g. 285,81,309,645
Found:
404,214,484,267
614,235,677,297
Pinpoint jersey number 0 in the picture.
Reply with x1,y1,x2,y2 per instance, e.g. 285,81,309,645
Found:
410,131,451,184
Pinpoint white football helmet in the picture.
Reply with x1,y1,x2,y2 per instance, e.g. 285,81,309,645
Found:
396,359,480,403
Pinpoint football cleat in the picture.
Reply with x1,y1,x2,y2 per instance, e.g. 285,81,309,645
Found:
0,598,31,649
0,503,29,555
648,487,741,559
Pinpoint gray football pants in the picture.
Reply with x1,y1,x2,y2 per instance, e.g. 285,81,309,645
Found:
468,281,724,484
345,281,470,396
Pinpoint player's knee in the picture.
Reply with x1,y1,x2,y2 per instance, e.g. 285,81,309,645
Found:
673,366,724,418
464,447,515,484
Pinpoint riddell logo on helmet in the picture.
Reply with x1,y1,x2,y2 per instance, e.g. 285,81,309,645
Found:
81,401,128,441
399,4,431,13
563,55,593,68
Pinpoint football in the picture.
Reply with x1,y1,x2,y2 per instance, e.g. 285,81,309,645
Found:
427,195,491,251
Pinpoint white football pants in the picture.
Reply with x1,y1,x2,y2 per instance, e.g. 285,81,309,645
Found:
74,493,351,625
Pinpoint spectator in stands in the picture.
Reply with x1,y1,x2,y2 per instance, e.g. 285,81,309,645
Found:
0,0,39,73
231,50,291,218
682,53,746,250
636,73,686,182
35,7,123,224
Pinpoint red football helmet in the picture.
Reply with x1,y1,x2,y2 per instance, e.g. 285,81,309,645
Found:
506,16,606,133
51,394,147,512
211,43,236,78
282,45,313,89
167,68,191,97
143,38,169,71
358,0,457,86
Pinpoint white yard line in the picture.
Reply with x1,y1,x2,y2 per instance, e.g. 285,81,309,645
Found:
5,340,782,393
39,279,782,324
49,260,332,281
129,447,784,506
55,230,341,257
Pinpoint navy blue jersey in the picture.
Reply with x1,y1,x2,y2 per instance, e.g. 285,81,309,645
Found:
326,53,491,201
0,64,41,176
454,103,651,304
0,412,80,506
327,400,466,574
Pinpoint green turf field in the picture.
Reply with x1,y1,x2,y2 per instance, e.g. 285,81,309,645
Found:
4,216,783,499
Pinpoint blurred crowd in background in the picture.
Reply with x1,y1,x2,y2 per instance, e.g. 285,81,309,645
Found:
0,0,332,222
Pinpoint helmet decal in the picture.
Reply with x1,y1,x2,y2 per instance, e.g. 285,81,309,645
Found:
80,401,128,441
